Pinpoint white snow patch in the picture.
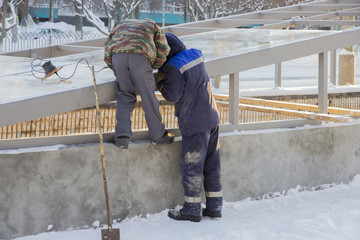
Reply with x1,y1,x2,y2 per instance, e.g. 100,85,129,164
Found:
92,220,100,228
0,144,67,154
220,119,360,137
13,174,360,240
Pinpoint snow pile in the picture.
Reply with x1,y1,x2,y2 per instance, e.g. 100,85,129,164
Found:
15,174,360,240
26,21,102,35
0,144,67,154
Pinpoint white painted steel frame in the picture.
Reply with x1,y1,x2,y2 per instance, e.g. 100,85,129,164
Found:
0,119,321,150
2,28,359,128
163,0,360,36
0,82,116,127
275,63,282,88
229,73,240,125
318,52,329,114
203,29,360,75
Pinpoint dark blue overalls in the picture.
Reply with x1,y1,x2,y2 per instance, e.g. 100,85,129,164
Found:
160,46,223,216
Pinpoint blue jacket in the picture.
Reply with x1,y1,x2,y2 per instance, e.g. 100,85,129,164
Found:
159,48,220,136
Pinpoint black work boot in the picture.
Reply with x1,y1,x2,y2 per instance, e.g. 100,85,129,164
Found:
202,208,222,218
168,209,202,222
151,130,174,145
114,136,129,149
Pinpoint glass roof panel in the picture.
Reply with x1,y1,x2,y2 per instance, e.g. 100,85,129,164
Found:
0,52,114,105
0,29,337,106
179,29,338,61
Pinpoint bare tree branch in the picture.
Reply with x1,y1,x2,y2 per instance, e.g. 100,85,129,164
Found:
121,0,142,20
83,4,109,35
101,0,113,32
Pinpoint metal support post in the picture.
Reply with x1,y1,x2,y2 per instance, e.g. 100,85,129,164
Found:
275,63,282,88
330,25,337,86
213,75,221,88
229,72,239,125
318,52,328,114
330,50,337,85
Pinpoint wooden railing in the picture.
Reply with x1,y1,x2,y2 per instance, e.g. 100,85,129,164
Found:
2,93,360,140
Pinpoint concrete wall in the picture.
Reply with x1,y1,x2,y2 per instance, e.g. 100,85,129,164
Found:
1,123,360,239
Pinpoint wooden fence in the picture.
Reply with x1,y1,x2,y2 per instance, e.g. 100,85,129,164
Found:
2,93,360,140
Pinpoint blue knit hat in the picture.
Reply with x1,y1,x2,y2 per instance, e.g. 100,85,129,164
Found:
165,33,186,60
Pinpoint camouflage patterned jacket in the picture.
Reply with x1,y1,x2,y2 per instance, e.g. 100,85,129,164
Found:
104,19,170,70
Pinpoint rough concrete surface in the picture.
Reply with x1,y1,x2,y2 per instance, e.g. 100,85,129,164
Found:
1,123,360,239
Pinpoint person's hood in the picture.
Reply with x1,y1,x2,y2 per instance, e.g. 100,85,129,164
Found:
165,33,186,61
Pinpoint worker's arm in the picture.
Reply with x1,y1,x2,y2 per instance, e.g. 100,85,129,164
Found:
158,66,185,103
152,24,170,69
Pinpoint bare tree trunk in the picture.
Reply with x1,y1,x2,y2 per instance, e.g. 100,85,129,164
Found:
75,0,83,38
135,4,140,19
183,0,187,23
11,14,18,43
19,0,29,27
2,0,8,32
114,0,121,24
0,0,9,52
101,0,112,32
49,0,54,22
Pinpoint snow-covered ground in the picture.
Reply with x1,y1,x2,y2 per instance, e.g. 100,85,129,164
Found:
25,21,102,35
14,174,360,240
1,22,104,53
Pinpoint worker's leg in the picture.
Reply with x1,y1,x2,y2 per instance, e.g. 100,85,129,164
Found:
128,54,165,140
112,53,136,138
203,125,222,214
180,131,210,216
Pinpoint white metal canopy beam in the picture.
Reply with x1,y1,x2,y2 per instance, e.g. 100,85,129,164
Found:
0,82,116,127
179,19,360,30
57,45,103,53
204,28,360,77
164,2,360,34
337,0,360,3
0,119,320,150
258,11,331,18
258,8,360,29
296,4,360,11
163,27,220,36
164,0,359,27
163,0,336,30
293,19,360,26
2,27,359,127
338,11,360,16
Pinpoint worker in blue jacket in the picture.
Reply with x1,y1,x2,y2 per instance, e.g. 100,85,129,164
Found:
158,33,223,222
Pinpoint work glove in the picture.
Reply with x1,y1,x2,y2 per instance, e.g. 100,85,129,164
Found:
156,71,165,91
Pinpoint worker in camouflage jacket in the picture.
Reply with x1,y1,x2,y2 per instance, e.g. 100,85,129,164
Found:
158,33,223,222
104,19,174,149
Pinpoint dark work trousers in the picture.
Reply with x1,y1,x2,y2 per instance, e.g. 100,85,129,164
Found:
112,53,165,140
180,125,223,216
